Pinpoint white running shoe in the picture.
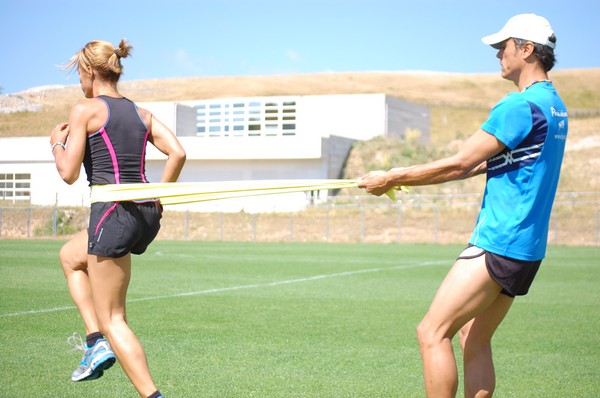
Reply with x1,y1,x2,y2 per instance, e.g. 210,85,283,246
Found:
68,333,116,382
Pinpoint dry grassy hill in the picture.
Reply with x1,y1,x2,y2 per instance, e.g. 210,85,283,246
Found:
1,69,599,192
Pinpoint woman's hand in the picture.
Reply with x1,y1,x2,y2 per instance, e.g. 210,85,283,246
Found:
50,122,70,147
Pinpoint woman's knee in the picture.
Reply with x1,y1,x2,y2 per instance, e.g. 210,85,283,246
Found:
59,243,74,271
59,232,88,273
59,244,85,273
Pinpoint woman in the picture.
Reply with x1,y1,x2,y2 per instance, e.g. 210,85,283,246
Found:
50,39,186,398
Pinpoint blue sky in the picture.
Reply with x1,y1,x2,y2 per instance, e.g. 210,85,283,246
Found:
1,0,598,94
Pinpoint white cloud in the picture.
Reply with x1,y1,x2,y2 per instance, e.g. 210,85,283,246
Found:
174,48,195,70
285,49,301,62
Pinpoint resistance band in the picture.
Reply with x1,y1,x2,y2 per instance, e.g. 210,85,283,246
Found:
90,179,409,205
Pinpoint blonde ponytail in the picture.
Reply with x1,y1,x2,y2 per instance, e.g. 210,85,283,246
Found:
63,39,132,83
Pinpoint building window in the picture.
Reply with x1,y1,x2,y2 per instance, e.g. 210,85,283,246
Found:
282,123,296,136
193,97,298,138
0,173,31,202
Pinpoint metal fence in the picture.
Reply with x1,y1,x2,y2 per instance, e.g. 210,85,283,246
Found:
1,192,599,246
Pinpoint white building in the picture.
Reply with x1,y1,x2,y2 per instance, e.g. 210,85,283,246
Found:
0,93,429,212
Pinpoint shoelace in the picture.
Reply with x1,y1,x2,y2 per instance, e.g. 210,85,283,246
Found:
67,332,87,352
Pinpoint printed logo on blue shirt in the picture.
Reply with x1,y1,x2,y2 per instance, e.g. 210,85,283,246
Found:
487,102,548,178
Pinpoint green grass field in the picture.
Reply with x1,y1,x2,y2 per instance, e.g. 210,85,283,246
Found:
1,241,599,397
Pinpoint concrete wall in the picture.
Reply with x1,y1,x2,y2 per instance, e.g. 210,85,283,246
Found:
385,96,430,143
298,94,386,141
137,101,197,138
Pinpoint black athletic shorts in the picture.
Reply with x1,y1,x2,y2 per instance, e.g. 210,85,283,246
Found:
88,201,162,258
458,245,542,298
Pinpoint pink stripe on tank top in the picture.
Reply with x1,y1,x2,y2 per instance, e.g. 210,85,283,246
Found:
140,129,149,183
99,127,121,184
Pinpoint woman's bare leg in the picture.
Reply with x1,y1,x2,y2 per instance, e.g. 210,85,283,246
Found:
59,229,100,335
88,253,158,397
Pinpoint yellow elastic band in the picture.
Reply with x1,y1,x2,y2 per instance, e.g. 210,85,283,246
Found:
90,179,409,205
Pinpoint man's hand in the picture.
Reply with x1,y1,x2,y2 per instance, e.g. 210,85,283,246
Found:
357,170,392,196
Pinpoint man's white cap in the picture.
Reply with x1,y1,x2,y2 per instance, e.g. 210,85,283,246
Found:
482,14,555,49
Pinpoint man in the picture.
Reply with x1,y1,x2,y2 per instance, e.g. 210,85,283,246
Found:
358,14,568,398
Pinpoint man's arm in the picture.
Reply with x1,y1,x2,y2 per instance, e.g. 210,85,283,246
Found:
358,129,503,196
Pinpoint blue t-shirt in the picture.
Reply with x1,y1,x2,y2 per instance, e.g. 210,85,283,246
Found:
470,81,568,260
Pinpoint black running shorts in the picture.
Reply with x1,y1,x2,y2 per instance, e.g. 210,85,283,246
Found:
88,201,162,258
458,245,542,298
